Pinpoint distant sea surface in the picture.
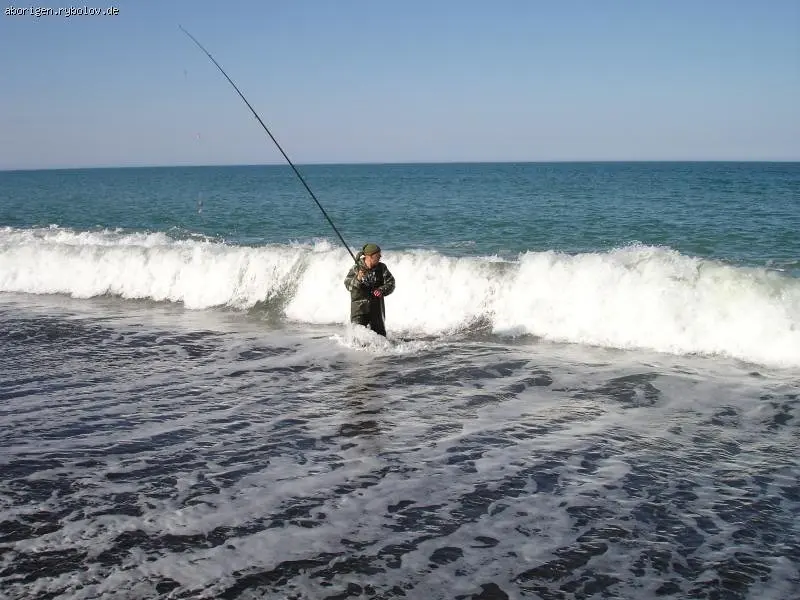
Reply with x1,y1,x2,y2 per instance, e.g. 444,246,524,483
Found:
1,162,798,599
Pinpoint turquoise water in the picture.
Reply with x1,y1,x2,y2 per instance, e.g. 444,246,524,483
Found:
2,162,798,269
1,161,799,367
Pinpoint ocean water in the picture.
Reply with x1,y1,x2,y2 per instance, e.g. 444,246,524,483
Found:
1,162,798,599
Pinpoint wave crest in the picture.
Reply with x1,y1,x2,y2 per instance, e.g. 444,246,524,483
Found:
1,227,798,367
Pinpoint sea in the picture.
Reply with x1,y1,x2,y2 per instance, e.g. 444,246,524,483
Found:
0,161,798,600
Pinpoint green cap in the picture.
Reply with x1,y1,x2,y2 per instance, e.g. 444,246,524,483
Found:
362,243,381,255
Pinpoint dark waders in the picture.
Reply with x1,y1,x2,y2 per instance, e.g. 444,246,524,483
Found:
352,298,386,337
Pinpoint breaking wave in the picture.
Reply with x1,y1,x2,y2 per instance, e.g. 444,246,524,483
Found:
2,226,799,367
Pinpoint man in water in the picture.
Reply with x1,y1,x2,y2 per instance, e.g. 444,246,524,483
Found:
344,243,396,336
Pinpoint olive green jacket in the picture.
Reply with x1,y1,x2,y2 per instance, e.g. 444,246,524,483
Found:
343,253,396,317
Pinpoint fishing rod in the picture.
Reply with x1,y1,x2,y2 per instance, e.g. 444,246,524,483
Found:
179,25,357,263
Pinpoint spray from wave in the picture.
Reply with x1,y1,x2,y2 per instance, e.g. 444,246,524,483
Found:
1,227,798,367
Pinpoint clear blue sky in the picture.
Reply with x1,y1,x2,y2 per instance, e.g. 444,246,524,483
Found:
1,0,798,169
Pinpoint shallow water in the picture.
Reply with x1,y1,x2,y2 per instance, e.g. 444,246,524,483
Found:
1,296,798,599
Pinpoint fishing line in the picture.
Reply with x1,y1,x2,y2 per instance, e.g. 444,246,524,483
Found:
179,25,357,262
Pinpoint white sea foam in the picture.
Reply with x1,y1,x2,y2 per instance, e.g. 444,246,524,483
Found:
1,227,799,367
1,294,798,599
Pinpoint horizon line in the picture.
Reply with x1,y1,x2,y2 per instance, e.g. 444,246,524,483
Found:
3,158,799,173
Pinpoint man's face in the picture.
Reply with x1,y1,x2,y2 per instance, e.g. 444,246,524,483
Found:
364,251,381,269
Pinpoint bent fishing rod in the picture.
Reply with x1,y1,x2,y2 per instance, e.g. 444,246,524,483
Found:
179,25,358,263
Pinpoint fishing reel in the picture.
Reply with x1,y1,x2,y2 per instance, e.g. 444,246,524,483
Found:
361,270,378,289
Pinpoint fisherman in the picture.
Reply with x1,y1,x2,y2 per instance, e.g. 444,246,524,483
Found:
344,243,396,336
